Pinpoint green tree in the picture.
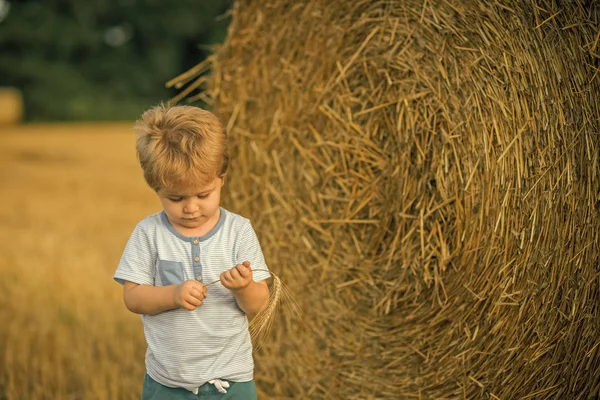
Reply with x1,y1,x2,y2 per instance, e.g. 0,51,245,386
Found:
0,0,232,121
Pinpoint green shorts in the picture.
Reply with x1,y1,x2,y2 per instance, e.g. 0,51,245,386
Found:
141,373,257,400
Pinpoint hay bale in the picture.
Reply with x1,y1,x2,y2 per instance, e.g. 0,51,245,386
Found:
0,88,23,126
170,1,600,398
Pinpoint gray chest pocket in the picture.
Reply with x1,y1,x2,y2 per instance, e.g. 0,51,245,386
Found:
157,260,184,285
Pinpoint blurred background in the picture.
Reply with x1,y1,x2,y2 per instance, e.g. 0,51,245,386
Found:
0,2,237,399
0,0,232,121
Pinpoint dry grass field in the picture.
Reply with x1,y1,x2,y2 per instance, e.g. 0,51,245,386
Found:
0,123,159,399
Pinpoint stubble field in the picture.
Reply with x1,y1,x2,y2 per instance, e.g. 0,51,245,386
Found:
0,123,157,400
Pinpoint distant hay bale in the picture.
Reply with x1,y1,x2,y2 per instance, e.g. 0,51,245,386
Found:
0,88,23,126
170,1,600,399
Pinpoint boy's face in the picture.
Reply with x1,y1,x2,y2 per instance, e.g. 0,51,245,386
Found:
157,176,224,235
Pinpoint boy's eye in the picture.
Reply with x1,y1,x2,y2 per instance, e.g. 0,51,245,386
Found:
197,194,209,199
168,197,183,202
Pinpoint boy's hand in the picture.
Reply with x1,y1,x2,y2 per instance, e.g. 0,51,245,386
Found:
221,261,253,291
173,280,207,311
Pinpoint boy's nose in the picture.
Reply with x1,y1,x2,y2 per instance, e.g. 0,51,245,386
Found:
183,199,200,214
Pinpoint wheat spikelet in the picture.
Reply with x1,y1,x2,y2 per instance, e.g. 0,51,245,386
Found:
250,272,300,350
202,269,300,350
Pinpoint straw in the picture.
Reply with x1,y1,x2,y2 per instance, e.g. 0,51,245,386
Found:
169,1,600,398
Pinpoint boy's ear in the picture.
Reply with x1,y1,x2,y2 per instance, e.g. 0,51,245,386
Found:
220,174,226,186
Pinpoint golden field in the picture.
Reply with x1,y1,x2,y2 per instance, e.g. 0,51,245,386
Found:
0,123,158,400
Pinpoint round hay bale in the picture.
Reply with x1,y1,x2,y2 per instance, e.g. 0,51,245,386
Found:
0,87,23,126
171,1,600,398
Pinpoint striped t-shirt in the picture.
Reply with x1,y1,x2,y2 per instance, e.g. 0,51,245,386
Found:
113,207,271,393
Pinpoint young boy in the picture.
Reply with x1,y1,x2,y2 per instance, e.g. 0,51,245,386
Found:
114,104,270,399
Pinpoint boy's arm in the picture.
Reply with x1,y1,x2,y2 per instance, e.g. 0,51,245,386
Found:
221,262,269,320
230,280,269,320
123,280,206,316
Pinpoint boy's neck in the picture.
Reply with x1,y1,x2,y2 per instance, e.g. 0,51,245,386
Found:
168,207,221,238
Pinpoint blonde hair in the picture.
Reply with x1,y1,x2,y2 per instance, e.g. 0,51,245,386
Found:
135,104,229,191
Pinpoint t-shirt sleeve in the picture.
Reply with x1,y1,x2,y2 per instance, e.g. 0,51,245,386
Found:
113,222,156,286
236,221,271,282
